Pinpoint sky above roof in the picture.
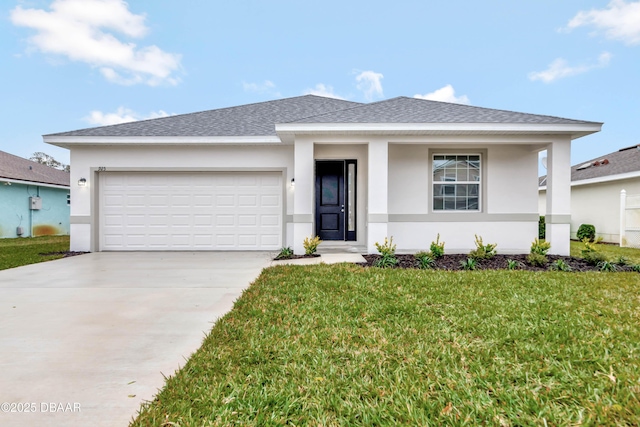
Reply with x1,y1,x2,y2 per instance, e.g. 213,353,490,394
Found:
2,0,639,169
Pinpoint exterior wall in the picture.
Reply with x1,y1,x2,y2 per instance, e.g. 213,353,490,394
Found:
69,145,293,252
0,183,70,238
387,144,539,253
539,177,640,243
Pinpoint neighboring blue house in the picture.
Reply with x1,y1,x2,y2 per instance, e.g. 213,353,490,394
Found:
0,150,70,238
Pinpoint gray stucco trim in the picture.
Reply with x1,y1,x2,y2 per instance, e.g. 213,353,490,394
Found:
70,215,91,225
285,215,293,223
368,214,389,222
293,214,313,223
388,213,539,222
545,214,571,224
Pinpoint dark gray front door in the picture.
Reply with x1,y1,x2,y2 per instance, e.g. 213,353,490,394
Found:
315,161,345,240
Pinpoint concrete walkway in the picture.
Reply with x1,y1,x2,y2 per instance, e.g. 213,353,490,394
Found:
0,252,272,427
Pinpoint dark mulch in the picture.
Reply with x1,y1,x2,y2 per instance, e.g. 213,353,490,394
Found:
39,251,89,258
362,254,637,272
274,254,321,261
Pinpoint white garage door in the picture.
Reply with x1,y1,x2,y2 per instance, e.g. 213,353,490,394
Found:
99,172,282,251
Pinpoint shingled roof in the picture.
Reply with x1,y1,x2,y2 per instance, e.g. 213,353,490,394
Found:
0,150,70,187
539,144,640,186
46,95,362,137
45,95,599,138
291,96,598,125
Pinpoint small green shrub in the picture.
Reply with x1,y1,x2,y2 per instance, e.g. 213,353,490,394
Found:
598,260,617,272
303,235,322,255
506,259,522,270
460,258,477,270
583,251,606,266
530,238,551,256
580,237,603,254
616,256,630,266
373,237,398,268
549,259,572,272
469,234,497,260
429,234,445,258
527,253,548,267
539,216,546,239
415,251,435,269
577,224,596,242
275,247,294,259
632,264,640,272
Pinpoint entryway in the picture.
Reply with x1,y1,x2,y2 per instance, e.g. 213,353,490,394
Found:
315,160,357,241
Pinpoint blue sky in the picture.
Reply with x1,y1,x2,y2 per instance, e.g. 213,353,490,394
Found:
2,0,639,170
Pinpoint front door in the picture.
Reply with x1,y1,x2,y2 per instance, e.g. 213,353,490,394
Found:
315,160,357,241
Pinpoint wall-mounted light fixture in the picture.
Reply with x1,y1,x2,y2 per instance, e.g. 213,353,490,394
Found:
290,178,295,187
78,178,87,187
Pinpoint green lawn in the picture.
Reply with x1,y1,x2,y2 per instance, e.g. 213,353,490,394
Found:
0,235,70,270
131,265,640,426
570,240,640,264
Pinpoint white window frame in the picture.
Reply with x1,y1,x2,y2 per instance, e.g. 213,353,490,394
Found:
432,153,482,212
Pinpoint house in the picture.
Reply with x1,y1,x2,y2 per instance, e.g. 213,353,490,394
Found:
539,144,640,244
0,150,70,238
43,95,602,255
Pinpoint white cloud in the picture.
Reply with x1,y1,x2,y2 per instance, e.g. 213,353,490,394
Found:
564,0,640,45
302,83,345,99
528,52,612,83
355,70,384,101
85,107,171,126
242,80,281,97
414,85,470,104
10,0,182,86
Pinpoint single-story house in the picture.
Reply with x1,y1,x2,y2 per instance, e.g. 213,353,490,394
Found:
43,95,602,255
0,150,70,238
539,144,640,244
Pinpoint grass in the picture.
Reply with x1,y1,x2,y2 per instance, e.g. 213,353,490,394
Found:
0,235,70,270
570,240,640,264
131,265,640,426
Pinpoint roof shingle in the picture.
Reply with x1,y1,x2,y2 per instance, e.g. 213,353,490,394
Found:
0,150,70,186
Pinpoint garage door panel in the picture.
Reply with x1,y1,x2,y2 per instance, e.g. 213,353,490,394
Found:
100,172,282,250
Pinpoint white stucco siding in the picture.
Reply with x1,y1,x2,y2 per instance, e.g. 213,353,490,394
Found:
539,177,640,243
486,146,538,214
69,145,293,252
389,221,536,254
388,145,429,214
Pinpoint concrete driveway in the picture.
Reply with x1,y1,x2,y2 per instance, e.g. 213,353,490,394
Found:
0,252,272,427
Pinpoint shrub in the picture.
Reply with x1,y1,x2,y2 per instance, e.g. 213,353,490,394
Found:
469,235,497,260
616,256,630,266
506,259,522,270
415,251,435,269
632,264,640,273
539,216,546,239
549,259,572,272
583,251,606,266
530,238,551,256
303,235,322,255
577,224,596,242
598,260,617,272
460,258,477,270
373,237,398,268
275,247,294,260
429,234,445,258
527,253,548,267
580,237,603,254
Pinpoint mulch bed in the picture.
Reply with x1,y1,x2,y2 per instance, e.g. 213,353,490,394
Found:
40,251,88,258
274,254,321,261
362,254,637,272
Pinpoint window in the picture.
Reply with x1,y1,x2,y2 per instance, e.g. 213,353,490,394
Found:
433,154,480,211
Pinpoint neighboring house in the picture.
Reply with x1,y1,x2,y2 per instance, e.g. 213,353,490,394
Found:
43,95,601,255
0,150,70,238
539,144,640,244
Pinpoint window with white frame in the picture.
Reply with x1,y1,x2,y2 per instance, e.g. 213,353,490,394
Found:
433,154,481,211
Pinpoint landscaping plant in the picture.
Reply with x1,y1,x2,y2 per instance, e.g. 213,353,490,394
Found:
549,259,572,272
581,237,606,266
538,215,545,239
303,235,322,255
460,257,478,270
275,246,294,260
373,237,398,268
527,238,551,267
506,259,522,270
468,234,497,260
576,224,596,242
414,251,435,269
429,233,445,258
598,260,618,272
